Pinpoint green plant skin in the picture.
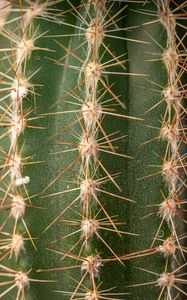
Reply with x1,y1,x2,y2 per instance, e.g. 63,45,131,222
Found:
0,1,186,300
124,3,169,299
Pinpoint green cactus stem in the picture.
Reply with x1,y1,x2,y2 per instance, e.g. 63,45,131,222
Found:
0,1,186,300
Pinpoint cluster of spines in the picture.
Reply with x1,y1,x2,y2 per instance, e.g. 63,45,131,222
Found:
0,1,59,298
130,1,187,298
75,2,122,296
156,1,187,297
0,0,30,274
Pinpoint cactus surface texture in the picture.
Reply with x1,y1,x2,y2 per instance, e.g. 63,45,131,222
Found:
0,0,186,299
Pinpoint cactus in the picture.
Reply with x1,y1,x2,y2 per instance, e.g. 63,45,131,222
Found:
0,0,186,299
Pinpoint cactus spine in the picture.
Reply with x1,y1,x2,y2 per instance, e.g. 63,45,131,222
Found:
0,1,186,299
